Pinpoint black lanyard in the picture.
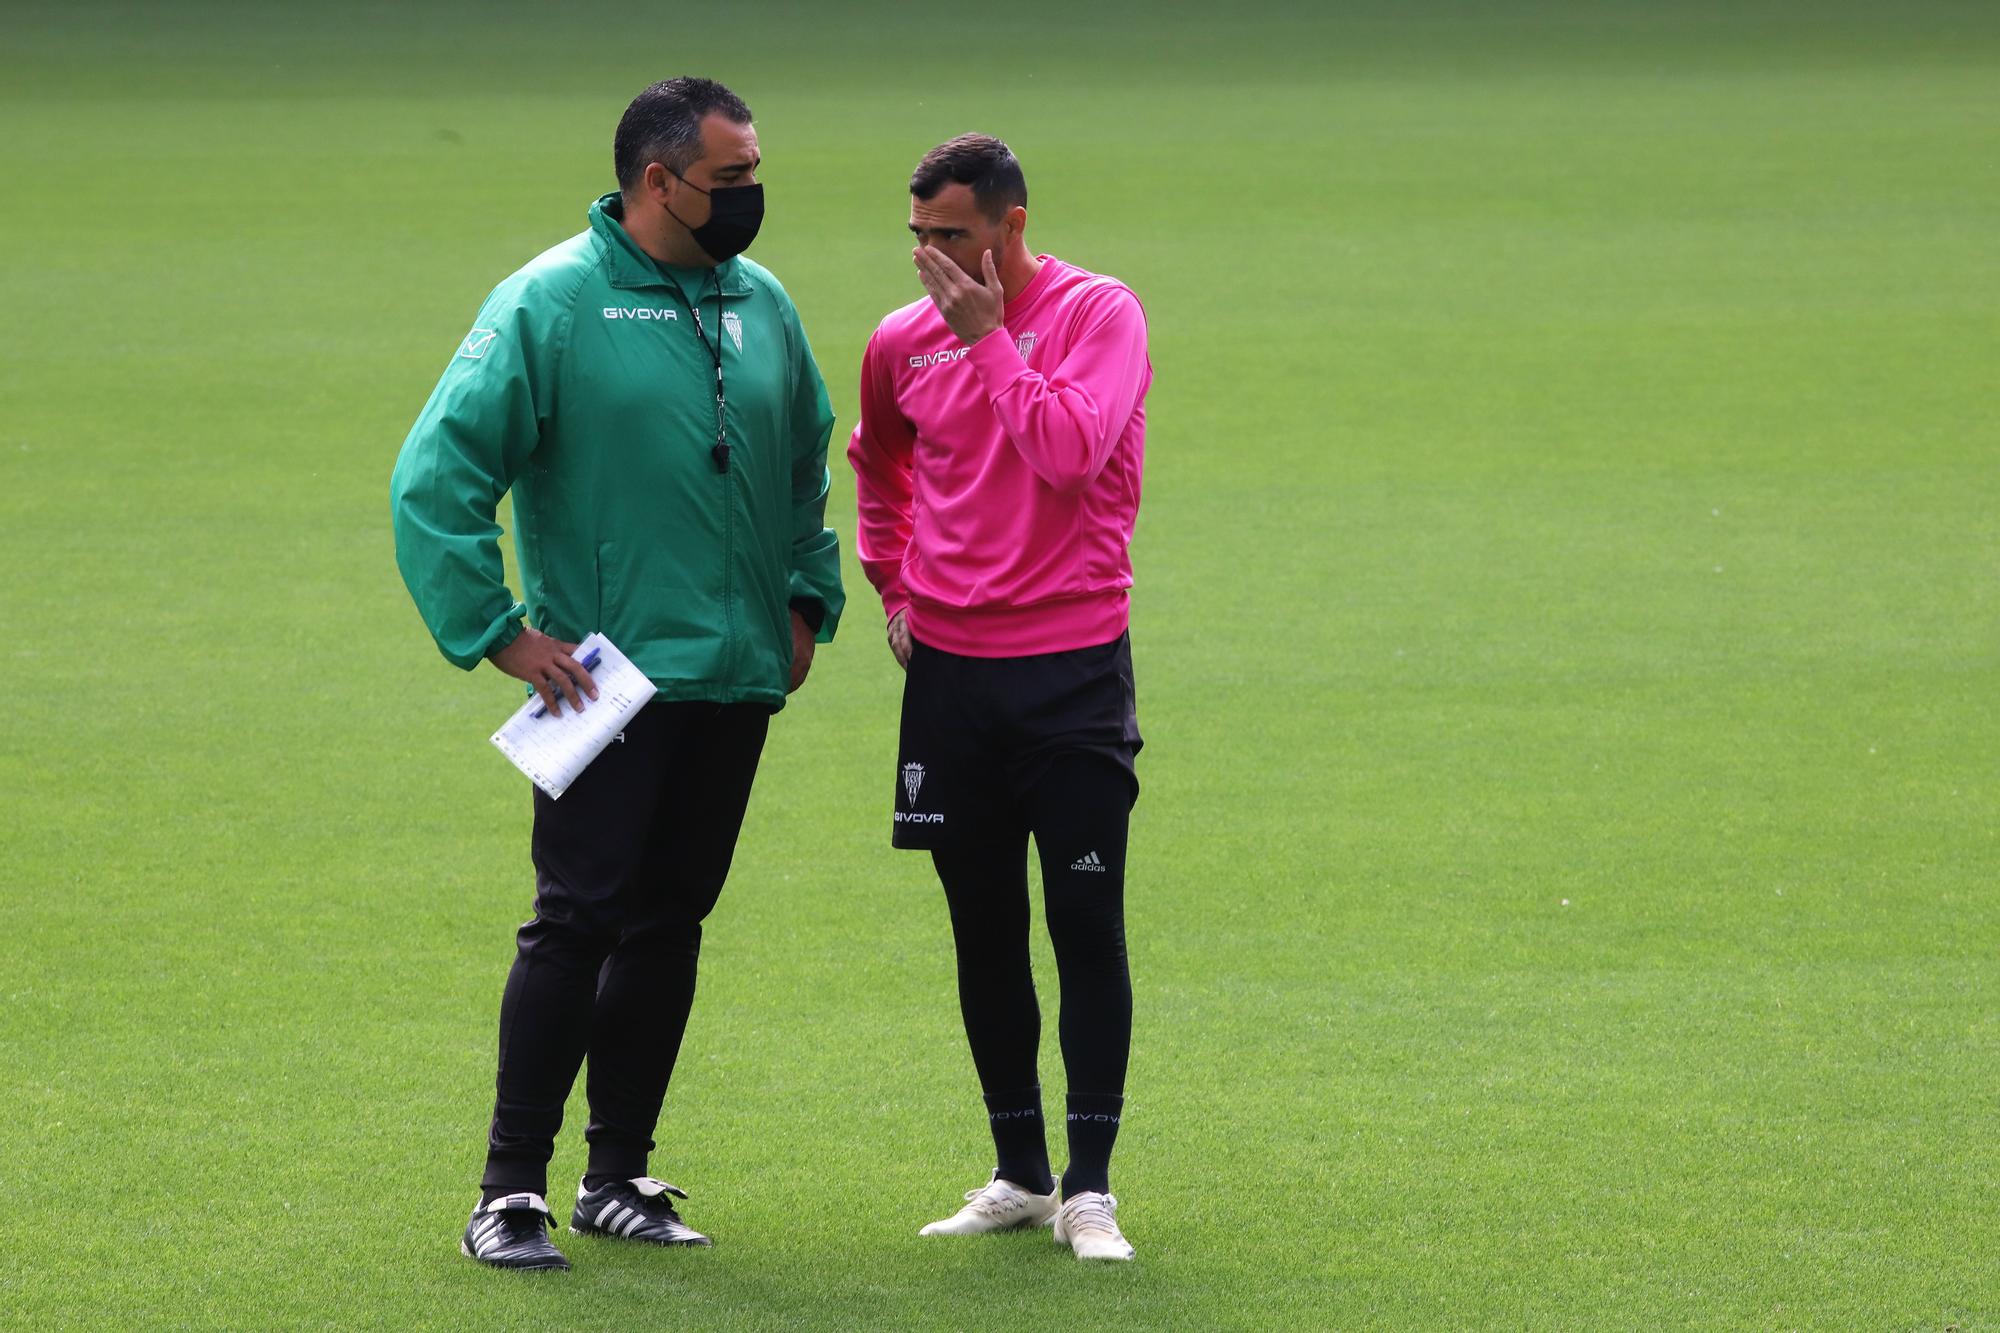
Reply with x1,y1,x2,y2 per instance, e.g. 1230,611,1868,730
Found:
659,268,730,473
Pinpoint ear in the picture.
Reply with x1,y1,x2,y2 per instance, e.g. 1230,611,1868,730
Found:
644,162,673,203
1006,205,1028,242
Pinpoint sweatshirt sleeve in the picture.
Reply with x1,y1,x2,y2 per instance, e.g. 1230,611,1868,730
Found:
782,295,844,644
965,283,1149,496
388,279,553,670
846,328,918,622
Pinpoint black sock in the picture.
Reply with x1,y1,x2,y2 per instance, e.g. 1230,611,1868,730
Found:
984,1086,1055,1195
478,1186,517,1206
582,1174,623,1193
1062,1092,1124,1198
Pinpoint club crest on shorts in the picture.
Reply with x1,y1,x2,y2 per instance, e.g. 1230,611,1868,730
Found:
902,761,925,806
722,310,743,352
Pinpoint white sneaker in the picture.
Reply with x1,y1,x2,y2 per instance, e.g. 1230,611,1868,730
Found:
1053,1190,1136,1261
918,1171,1060,1236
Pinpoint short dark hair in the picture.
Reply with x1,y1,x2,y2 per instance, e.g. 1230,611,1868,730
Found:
614,77,752,191
910,134,1027,221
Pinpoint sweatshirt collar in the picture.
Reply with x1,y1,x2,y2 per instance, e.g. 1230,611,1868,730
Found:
590,192,752,295
1004,254,1060,319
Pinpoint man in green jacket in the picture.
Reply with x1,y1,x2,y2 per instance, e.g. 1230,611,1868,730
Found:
390,77,842,1272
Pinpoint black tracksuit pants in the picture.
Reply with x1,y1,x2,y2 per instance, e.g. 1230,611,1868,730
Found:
480,700,769,1196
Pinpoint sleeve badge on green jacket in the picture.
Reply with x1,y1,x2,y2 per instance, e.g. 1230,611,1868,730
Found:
457,328,499,360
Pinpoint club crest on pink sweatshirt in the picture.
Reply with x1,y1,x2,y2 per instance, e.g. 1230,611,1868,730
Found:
849,255,1151,657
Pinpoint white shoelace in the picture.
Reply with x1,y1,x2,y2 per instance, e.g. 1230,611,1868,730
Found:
1064,1193,1121,1234
962,1181,1032,1217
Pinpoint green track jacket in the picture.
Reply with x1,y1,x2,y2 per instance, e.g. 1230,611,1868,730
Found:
390,193,843,708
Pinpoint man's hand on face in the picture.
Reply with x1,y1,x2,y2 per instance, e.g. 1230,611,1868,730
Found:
788,609,816,693
491,627,599,716
914,246,1005,348
887,609,914,671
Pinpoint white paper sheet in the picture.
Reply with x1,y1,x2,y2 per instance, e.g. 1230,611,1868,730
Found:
489,632,657,799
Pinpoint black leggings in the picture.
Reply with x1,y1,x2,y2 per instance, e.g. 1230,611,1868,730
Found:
931,751,1134,1103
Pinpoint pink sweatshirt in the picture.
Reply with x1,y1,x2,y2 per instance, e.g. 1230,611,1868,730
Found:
848,255,1152,657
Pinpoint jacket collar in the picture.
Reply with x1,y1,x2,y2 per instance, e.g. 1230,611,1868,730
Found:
589,192,753,295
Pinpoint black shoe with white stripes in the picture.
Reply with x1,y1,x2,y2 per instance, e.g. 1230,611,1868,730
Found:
571,1176,712,1246
460,1192,570,1271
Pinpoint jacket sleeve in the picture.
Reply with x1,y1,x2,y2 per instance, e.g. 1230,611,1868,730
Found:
964,283,1149,496
846,328,917,622
389,279,554,670
782,296,844,644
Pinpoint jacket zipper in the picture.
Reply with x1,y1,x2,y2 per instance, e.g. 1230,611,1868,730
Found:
716,293,736,694
721,434,735,692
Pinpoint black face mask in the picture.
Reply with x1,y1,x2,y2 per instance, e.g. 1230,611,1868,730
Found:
665,168,764,262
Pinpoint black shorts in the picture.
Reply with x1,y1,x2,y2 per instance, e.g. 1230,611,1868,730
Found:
892,631,1142,849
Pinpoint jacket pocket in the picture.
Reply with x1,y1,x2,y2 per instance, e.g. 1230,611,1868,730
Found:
596,540,715,655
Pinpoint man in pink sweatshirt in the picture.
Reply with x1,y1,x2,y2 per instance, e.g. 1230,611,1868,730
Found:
848,134,1152,1262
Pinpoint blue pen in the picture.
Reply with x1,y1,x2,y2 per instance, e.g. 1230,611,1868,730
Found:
533,648,602,718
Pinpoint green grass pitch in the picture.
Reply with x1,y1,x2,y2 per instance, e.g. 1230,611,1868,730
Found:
2,2,1994,1327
